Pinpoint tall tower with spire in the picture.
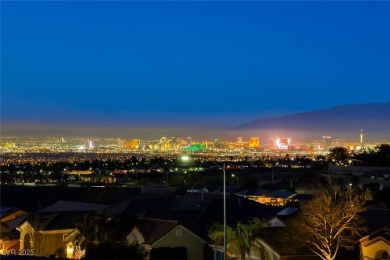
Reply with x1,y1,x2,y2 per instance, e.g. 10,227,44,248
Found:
360,129,364,143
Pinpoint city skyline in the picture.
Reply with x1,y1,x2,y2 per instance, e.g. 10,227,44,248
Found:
2,1,390,139
2,102,390,142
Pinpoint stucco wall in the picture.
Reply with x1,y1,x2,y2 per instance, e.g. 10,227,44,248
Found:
153,226,205,260
361,240,390,260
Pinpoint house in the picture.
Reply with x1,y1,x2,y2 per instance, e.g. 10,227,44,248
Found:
138,193,284,260
360,208,390,259
360,226,390,259
126,218,207,260
0,207,29,255
38,200,107,213
17,212,83,258
0,215,28,255
268,207,299,227
1,207,28,222
235,188,272,199
258,190,297,206
14,200,109,258
235,188,299,206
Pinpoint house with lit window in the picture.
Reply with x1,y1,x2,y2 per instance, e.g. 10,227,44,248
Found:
15,200,107,259
0,207,29,255
17,212,83,258
235,188,298,206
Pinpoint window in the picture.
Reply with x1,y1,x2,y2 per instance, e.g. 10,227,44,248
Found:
23,233,31,249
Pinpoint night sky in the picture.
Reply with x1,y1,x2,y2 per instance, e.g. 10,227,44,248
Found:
2,1,390,139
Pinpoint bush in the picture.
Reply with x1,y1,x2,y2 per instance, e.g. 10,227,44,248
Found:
149,247,187,260
84,242,146,260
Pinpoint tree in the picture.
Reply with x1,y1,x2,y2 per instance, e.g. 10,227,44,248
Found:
328,147,348,164
74,210,112,244
84,241,146,260
377,144,390,156
288,182,366,260
74,210,138,246
248,218,270,260
228,222,251,259
150,247,187,260
208,218,268,260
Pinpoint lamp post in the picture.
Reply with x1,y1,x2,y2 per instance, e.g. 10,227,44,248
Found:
231,173,238,187
141,171,144,195
181,156,227,259
272,162,278,182
181,155,190,188
222,163,226,260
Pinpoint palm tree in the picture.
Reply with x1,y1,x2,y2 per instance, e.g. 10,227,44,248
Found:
228,222,251,259
208,218,269,260
208,223,234,257
248,218,269,260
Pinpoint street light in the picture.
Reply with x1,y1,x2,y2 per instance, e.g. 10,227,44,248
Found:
209,160,227,260
141,171,144,195
181,155,190,188
272,162,278,182
166,170,169,187
231,173,238,187
181,156,227,260
222,163,226,260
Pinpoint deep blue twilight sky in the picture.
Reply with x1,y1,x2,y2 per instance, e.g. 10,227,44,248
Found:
1,1,390,139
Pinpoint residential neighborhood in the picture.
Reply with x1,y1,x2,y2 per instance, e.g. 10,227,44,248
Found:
1,145,390,259
1,183,390,259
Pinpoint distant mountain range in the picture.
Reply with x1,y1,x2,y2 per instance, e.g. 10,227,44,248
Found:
3,102,390,141
233,102,390,139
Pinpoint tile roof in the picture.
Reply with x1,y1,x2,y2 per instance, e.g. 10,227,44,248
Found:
266,190,296,199
3,215,28,232
366,226,390,243
27,212,80,231
235,188,272,196
135,218,178,245
0,206,13,214
276,207,299,216
363,207,390,232
38,200,108,213
290,194,314,201
0,207,26,219
122,198,174,215
103,201,132,217
142,194,284,241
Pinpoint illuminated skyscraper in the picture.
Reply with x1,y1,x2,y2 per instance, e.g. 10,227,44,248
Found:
124,139,140,149
360,129,364,143
214,139,222,149
249,137,260,148
118,139,125,149
236,137,243,150
187,137,192,147
322,136,332,149
160,137,168,150
269,138,275,150
274,137,290,150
